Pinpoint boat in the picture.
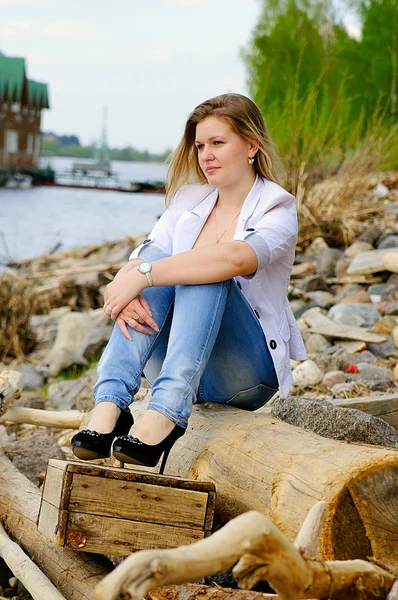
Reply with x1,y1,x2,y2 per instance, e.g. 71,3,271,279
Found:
72,107,112,176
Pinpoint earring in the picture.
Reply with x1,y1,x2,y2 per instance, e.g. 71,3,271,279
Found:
248,157,254,165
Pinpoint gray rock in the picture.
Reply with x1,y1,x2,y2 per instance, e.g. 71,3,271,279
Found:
80,326,112,360
377,234,398,249
272,395,398,448
294,302,319,319
316,248,345,278
328,303,381,327
303,276,331,293
368,283,394,296
13,364,44,390
356,226,382,245
381,285,398,302
12,395,47,409
306,291,335,308
346,363,394,392
351,350,377,364
333,284,362,304
43,312,94,377
385,301,398,315
312,348,355,372
48,368,97,411
305,333,332,354
367,336,398,358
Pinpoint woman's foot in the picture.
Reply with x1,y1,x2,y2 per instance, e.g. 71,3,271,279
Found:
113,410,186,474
132,410,176,444
71,402,134,461
86,401,123,434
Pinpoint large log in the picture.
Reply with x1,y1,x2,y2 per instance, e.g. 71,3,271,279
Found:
129,400,398,569
0,450,111,600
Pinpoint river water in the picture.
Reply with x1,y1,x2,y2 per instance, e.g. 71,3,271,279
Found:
0,157,167,263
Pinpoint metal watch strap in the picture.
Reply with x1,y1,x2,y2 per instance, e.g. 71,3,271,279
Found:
138,261,154,287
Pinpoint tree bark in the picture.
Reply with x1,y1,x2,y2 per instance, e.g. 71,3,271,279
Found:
0,450,111,600
129,400,398,569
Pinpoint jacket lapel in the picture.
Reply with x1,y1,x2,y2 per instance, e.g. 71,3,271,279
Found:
172,188,218,254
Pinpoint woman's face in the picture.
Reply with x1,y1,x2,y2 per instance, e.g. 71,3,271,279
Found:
195,116,256,188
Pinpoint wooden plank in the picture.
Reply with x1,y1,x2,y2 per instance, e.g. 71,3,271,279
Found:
308,324,387,343
42,464,67,509
204,491,217,532
37,501,68,546
65,512,204,556
69,473,208,529
331,394,398,430
347,248,398,276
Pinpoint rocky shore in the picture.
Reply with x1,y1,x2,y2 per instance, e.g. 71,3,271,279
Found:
1,170,398,598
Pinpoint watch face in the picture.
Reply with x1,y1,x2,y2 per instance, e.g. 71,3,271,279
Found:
139,262,151,273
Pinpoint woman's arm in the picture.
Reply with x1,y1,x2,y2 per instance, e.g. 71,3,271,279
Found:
104,242,258,320
149,241,258,285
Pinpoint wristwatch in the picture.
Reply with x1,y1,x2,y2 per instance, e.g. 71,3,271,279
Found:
137,261,153,287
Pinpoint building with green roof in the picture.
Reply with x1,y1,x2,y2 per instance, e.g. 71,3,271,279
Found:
0,51,50,170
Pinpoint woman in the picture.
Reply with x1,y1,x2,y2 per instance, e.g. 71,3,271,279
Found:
71,93,307,473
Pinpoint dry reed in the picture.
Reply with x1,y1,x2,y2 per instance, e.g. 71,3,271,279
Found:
0,272,36,361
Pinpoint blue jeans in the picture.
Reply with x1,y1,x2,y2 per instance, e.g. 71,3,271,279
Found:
93,252,278,429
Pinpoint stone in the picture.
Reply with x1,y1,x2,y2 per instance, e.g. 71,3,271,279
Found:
394,363,398,384
393,326,398,349
333,284,362,304
346,363,395,392
296,317,309,333
47,368,97,411
271,396,398,448
381,253,398,274
377,234,398,250
338,289,371,304
80,326,112,360
367,336,398,358
42,312,94,377
369,315,398,335
327,303,381,327
385,301,398,315
335,258,350,277
344,241,374,257
292,360,323,388
305,333,332,354
13,364,44,390
291,262,316,278
306,237,329,256
289,300,307,314
356,226,382,245
303,276,331,293
293,302,319,319
316,248,345,278
351,350,377,364
306,291,335,308
322,370,346,389
372,183,389,199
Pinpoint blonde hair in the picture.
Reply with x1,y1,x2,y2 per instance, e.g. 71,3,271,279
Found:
165,93,284,205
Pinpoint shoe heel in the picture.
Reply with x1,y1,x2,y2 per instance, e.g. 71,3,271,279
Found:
159,447,171,475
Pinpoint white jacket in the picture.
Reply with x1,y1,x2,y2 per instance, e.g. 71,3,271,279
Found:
130,176,307,395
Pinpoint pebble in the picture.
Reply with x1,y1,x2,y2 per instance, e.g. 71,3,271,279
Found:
328,303,381,327
305,333,332,354
292,360,324,388
372,183,389,199
344,241,374,257
377,234,398,249
322,370,346,389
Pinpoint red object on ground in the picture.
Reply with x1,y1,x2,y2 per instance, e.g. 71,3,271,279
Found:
345,364,359,374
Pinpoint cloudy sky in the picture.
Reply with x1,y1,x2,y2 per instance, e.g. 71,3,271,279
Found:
0,0,359,153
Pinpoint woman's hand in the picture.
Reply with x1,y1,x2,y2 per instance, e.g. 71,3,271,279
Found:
116,295,160,340
103,270,145,320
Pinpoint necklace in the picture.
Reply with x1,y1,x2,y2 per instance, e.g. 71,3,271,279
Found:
214,204,241,243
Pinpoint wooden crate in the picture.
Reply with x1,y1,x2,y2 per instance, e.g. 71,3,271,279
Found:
37,459,216,556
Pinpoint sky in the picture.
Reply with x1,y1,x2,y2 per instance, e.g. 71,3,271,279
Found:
0,0,360,153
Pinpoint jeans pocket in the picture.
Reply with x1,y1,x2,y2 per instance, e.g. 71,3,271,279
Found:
226,383,278,411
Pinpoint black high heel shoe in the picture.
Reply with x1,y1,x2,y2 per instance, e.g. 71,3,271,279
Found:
71,409,134,460
113,424,185,474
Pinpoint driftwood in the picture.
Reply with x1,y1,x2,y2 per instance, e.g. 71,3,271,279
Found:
0,449,111,600
127,399,398,569
329,394,398,429
0,406,85,428
0,521,66,600
93,504,395,600
149,584,280,600
34,261,125,279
